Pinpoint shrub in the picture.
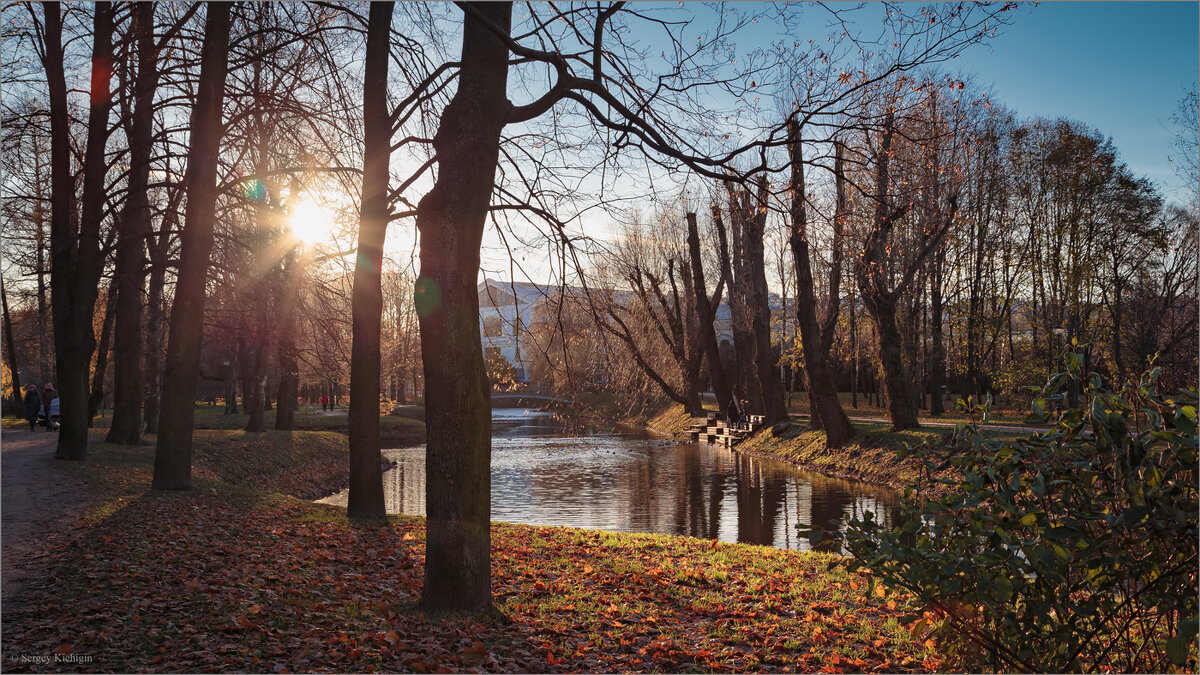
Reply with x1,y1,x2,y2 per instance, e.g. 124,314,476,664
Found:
824,357,1198,672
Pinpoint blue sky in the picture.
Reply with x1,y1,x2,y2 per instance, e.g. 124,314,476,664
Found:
954,2,1198,203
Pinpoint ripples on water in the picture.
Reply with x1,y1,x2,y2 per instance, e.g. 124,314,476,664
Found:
319,408,904,552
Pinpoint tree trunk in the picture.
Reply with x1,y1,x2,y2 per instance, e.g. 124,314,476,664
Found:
88,283,118,426
1111,276,1124,381
928,250,946,415
415,1,511,613
849,285,858,409
143,211,173,434
242,338,265,432
346,1,392,520
866,293,920,429
714,204,763,413
744,178,786,424
685,213,731,409
47,2,114,460
2,279,22,415
108,1,157,444
35,179,51,385
274,249,301,430
153,2,232,490
224,352,238,415
787,123,851,446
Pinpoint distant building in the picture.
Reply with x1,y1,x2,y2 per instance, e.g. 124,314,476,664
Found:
477,279,790,385
477,280,558,382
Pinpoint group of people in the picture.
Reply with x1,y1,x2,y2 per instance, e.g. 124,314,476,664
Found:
22,383,59,432
725,393,749,430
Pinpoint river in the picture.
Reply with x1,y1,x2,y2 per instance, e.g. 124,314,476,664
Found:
319,408,904,552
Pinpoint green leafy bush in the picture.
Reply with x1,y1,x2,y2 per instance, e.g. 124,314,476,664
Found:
830,358,1198,672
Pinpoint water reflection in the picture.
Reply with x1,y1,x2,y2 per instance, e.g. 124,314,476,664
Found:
319,411,904,552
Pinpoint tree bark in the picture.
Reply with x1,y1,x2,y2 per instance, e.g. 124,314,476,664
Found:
242,338,266,432
928,249,946,415
275,249,301,430
108,1,157,444
47,2,114,460
88,283,118,426
743,178,787,424
153,2,232,489
142,206,175,435
686,212,731,409
346,1,392,520
787,123,852,446
415,1,511,613
714,204,762,413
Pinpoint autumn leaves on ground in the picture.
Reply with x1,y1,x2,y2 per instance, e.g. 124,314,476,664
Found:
2,427,941,674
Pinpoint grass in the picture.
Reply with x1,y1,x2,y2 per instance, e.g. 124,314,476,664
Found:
181,403,426,446
63,427,358,524
3,423,947,673
738,419,948,488
641,402,1031,490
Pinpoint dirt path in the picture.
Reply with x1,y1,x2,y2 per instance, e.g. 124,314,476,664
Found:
1,429,89,609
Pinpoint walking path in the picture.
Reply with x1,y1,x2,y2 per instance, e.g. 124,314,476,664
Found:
1,429,89,609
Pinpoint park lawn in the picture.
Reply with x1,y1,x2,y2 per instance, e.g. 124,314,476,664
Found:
66,429,359,524
186,404,426,446
6,433,945,674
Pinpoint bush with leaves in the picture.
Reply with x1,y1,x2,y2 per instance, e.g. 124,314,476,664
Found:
824,356,1198,672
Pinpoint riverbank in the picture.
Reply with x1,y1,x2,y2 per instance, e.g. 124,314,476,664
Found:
1,427,944,673
736,422,947,489
635,403,966,491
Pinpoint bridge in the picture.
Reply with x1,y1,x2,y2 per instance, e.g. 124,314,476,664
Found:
490,392,571,408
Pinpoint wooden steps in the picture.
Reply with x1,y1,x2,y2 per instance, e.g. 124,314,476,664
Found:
686,412,766,448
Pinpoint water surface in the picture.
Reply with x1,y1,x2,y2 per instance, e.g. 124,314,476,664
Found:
321,409,903,552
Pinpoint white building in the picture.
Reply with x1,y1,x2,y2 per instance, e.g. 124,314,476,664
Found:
478,279,559,382
477,278,788,384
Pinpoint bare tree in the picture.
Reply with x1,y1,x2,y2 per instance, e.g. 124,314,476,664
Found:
787,123,851,445
346,0,393,520
108,1,158,444
153,2,232,490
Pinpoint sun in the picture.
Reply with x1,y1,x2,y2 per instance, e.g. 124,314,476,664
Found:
287,197,335,245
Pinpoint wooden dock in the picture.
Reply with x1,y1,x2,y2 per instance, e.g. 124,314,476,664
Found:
686,411,766,448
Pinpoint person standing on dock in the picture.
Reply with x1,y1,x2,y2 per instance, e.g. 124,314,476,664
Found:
726,393,742,430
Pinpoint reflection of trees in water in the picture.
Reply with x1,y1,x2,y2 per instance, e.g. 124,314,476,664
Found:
382,450,426,516
672,445,728,540
373,434,903,550
735,454,789,546
796,471,902,553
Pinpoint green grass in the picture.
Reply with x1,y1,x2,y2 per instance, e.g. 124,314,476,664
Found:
738,419,947,488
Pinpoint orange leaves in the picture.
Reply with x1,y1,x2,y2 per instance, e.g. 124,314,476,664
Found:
9,485,942,675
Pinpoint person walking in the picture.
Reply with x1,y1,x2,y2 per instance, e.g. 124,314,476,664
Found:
22,385,40,431
320,393,329,412
726,393,741,430
41,384,58,431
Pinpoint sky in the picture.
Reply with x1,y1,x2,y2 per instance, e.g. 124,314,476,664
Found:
386,2,1200,284
951,1,1198,203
